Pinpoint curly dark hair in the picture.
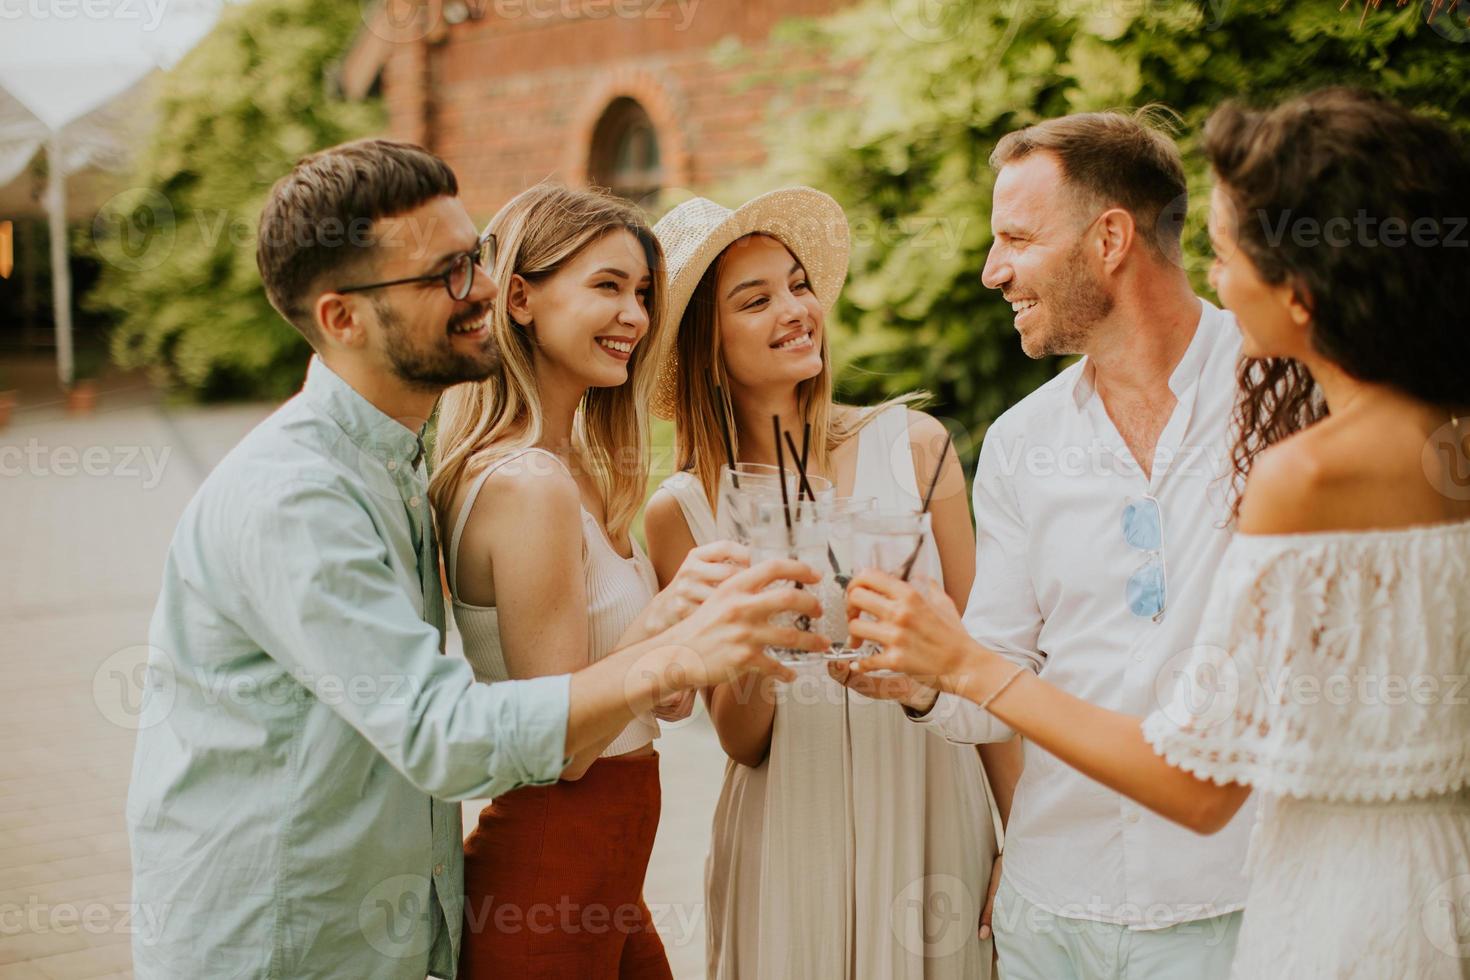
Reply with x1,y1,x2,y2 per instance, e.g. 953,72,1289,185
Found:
1203,87,1470,517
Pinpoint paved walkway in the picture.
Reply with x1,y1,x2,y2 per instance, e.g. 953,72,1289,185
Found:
0,382,723,979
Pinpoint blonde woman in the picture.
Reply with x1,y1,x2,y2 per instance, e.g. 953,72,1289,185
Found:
642,189,1015,979
430,184,824,978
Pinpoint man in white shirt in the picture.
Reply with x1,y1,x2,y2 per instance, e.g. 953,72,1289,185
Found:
880,112,1254,978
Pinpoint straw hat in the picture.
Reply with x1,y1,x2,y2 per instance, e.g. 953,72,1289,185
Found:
649,187,851,419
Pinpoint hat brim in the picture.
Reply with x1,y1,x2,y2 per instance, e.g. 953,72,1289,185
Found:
650,187,851,420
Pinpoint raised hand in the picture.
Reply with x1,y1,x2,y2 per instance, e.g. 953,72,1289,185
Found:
638,541,750,639
827,660,940,714
664,558,828,690
846,570,975,693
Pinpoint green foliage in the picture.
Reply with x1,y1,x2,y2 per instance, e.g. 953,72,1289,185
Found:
85,0,382,400
758,0,1470,462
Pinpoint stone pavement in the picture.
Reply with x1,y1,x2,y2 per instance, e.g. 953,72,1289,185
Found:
0,382,724,979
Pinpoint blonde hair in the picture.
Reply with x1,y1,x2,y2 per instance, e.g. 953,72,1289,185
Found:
430,183,667,542
671,234,920,506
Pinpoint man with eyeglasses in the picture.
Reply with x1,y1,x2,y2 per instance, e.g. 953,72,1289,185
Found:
126,138,818,979
840,113,1255,979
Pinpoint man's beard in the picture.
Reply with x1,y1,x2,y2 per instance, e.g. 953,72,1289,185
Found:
376,298,500,390
1020,239,1115,358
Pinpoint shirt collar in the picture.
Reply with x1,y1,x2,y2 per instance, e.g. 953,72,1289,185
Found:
1069,297,1217,410
302,356,425,469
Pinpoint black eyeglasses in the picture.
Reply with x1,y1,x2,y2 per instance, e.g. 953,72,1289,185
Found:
337,231,497,302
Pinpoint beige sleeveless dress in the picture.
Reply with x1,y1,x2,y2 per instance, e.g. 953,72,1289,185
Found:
660,405,1001,980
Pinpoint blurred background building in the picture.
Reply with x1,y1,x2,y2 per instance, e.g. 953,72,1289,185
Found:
341,0,856,215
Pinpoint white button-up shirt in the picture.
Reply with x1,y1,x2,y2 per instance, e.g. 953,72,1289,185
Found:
914,298,1255,929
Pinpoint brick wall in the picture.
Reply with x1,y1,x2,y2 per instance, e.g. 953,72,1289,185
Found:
354,0,858,219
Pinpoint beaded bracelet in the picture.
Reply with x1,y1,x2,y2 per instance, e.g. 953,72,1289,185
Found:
978,665,1028,711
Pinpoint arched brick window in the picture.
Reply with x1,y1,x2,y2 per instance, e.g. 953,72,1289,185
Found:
588,97,662,203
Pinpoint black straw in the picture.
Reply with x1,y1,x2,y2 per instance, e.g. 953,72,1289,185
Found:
899,429,954,581
772,415,793,538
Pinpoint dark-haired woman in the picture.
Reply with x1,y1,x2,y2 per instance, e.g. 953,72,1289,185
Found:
844,87,1470,979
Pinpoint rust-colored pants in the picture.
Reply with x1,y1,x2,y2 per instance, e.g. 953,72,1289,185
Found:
459,752,673,979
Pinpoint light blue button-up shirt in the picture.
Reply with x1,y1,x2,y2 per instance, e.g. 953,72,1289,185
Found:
127,357,571,979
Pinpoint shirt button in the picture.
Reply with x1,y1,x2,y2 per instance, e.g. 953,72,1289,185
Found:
410,496,422,509
387,459,398,472
434,863,444,876
1125,809,1141,824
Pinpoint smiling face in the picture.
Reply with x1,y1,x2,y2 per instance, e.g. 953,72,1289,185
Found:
356,195,500,390
1206,183,1311,361
509,227,652,390
714,234,825,392
981,152,1114,359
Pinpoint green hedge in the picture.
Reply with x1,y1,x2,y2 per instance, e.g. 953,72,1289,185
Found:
88,0,1467,418
87,0,381,400
757,0,1470,463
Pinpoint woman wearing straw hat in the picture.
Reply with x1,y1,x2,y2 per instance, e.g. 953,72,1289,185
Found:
430,183,827,978
643,188,1010,979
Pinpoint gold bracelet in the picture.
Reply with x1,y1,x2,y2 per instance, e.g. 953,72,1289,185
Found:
978,665,1028,711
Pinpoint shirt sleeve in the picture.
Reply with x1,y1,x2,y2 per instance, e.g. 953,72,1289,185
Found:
227,478,570,801
906,424,1045,744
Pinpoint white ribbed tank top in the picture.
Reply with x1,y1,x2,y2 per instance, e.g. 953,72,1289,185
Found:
447,447,660,757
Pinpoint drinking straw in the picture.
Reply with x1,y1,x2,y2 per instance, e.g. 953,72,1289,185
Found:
899,430,954,581
783,429,843,579
782,431,817,501
772,415,793,538
772,415,811,634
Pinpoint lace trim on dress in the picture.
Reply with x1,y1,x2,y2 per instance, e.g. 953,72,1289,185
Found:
1142,521,1470,803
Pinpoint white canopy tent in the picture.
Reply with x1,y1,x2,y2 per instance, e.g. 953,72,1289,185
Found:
0,2,221,386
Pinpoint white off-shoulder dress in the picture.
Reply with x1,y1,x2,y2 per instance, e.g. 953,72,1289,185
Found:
1143,520,1470,979
661,405,1002,980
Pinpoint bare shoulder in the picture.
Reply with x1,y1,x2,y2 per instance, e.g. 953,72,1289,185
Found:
904,407,949,440
904,408,959,472
1237,416,1445,535
642,485,696,586
472,451,582,531
1237,436,1332,535
643,486,689,540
